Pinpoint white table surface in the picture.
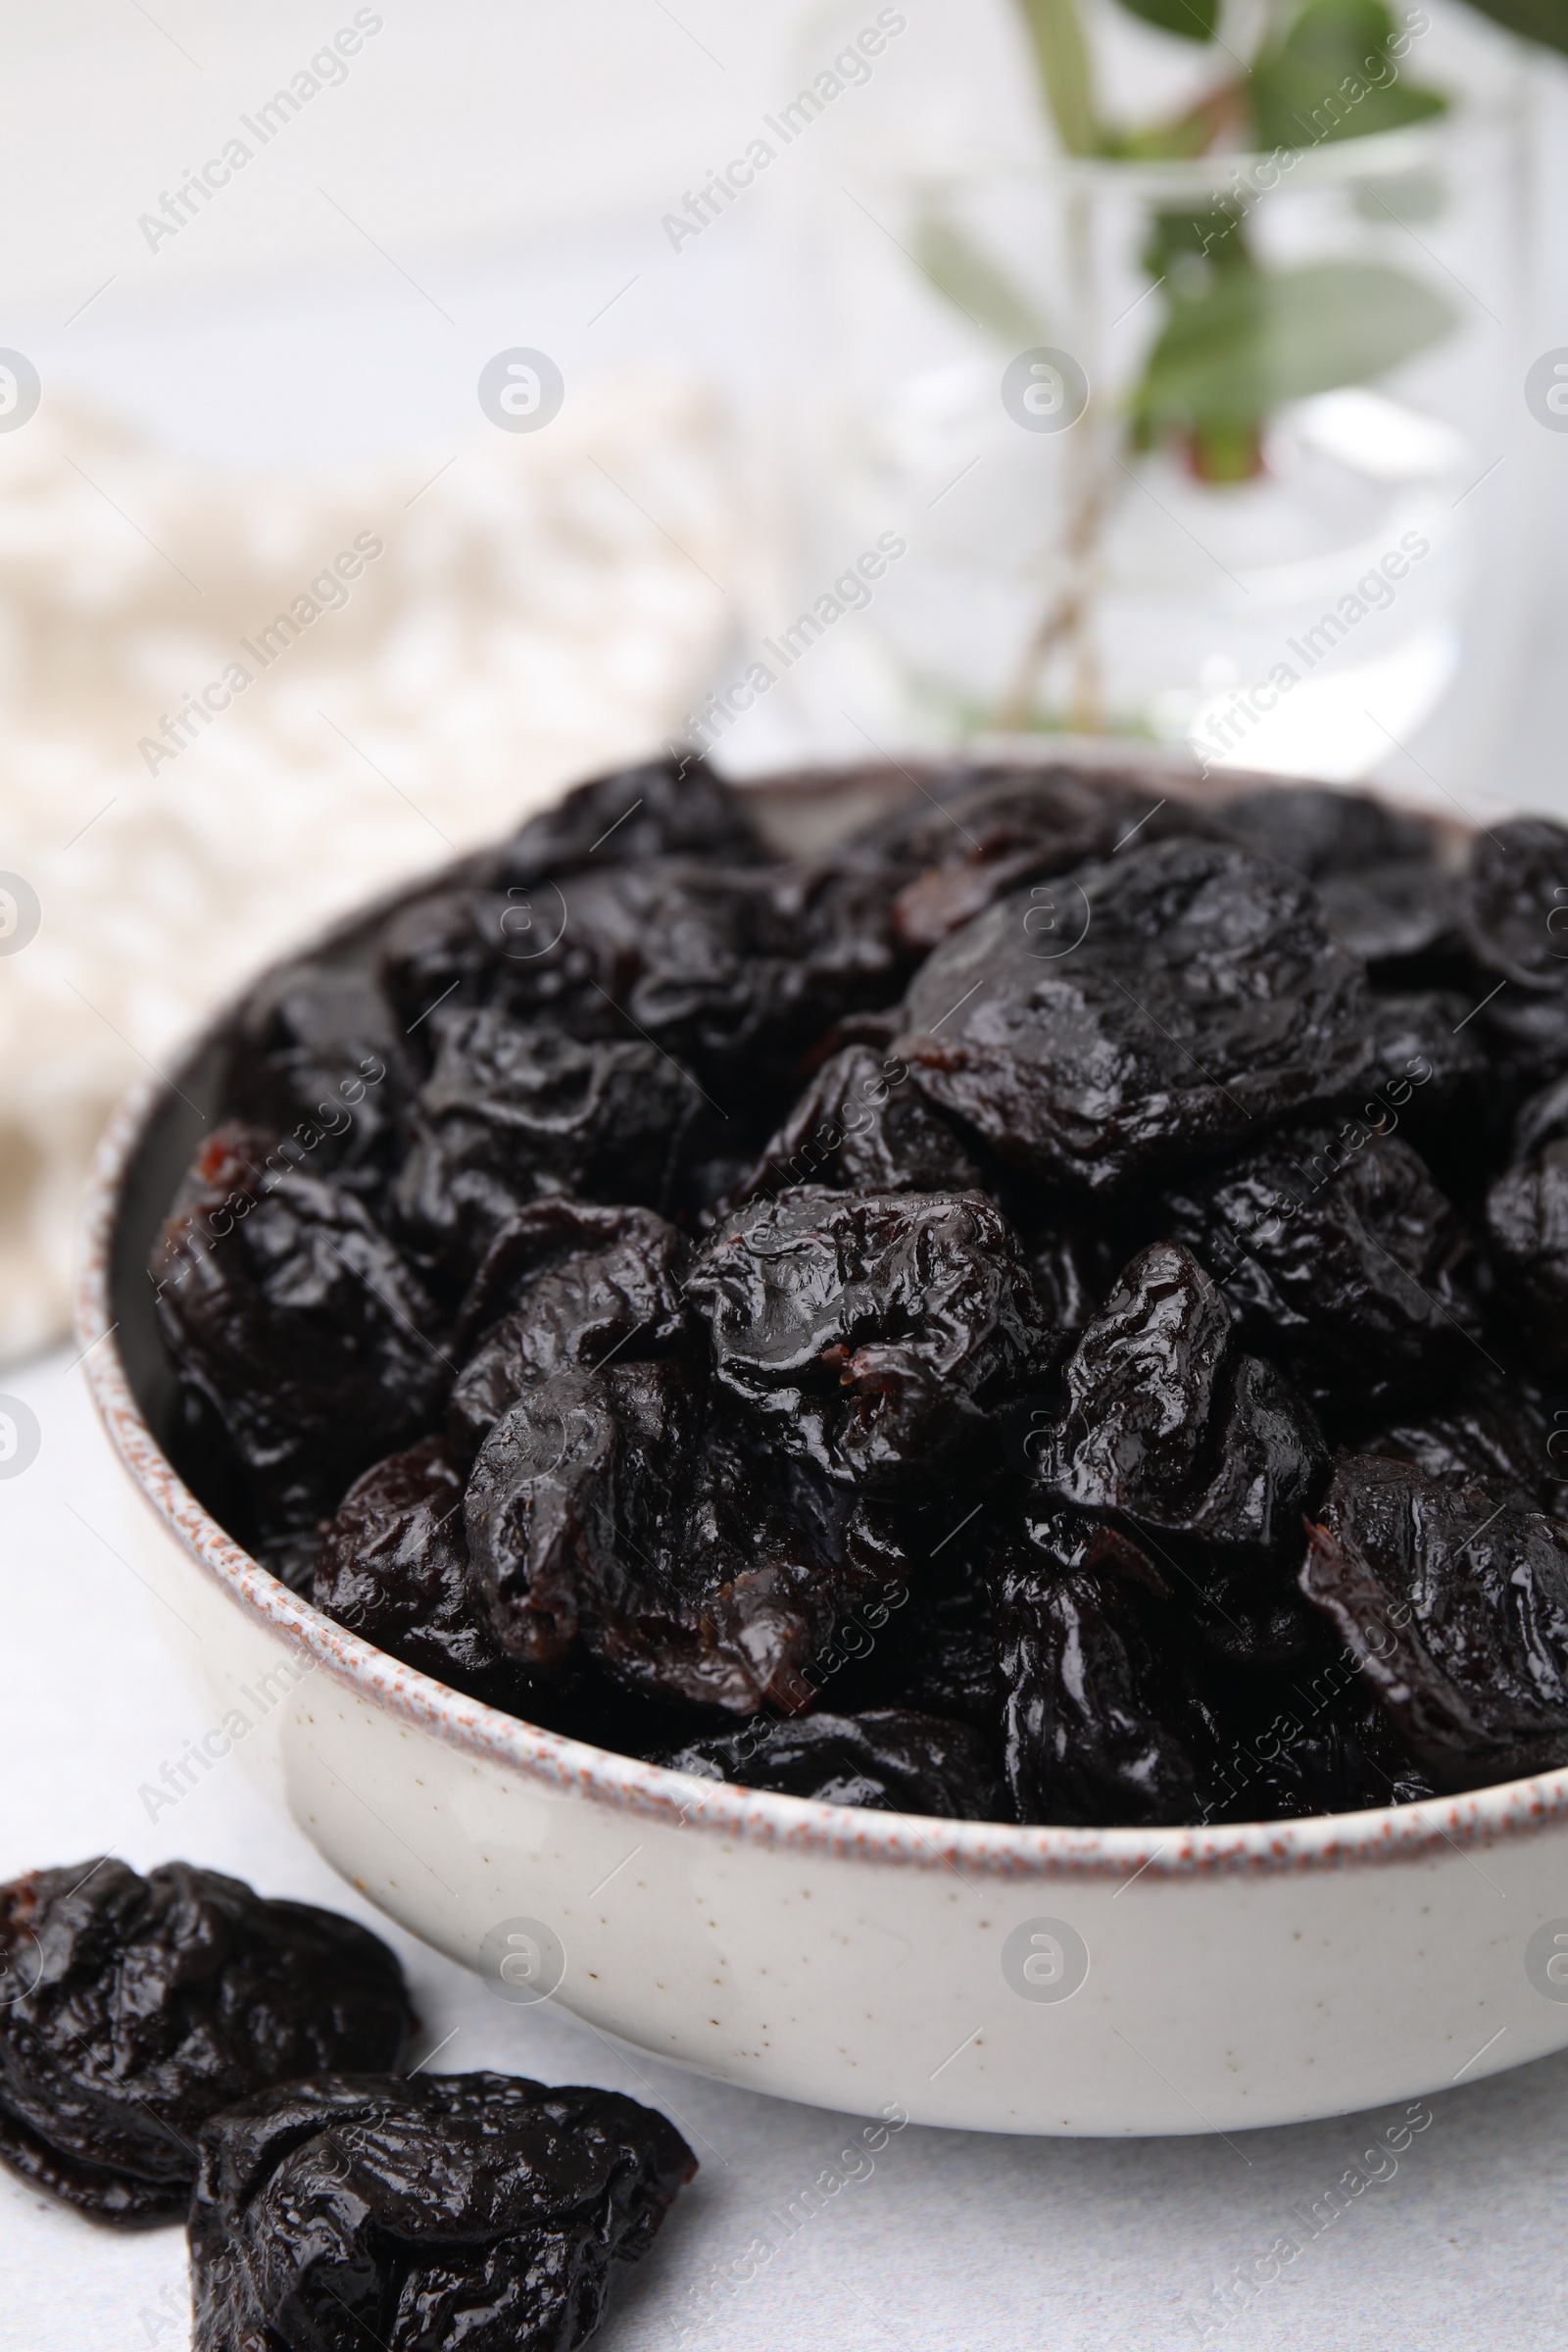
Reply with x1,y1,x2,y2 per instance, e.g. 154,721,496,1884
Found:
4,1339,1568,2352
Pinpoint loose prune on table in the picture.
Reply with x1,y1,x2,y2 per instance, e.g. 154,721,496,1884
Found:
223,961,404,1190
1219,784,1438,878
1161,1119,1484,1410
897,838,1373,1195
722,1043,985,1206
992,1510,1222,1827
494,752,767,882
1299,1454,1568,1788
188,2071,695,2352
847,761,1222,951
465,1361,908,1714
151,1122,449,1577
659,1706,1004,1819
448,1200,691,1460
0,1860,412,2228
393,1006,704,1274
1485,1140,1568,1371
685,1186,1055,1495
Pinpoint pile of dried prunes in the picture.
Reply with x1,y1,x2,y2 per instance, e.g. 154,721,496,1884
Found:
147,755,1568,1827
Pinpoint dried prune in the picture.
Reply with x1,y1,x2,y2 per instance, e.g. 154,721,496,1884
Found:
1220,784,1437,877
1300,1454,1568,1788
151,1123,449,1574
1029,1241,1325,1557
993,1511,1221,1827
188,2071,694,2352
660,1707,1004,1818
466,1361,906,1714
1161,1120,1483,1409
0,1860,412,2228
685,1186,1054,1495
1360,1369,1568,1520
849,761,1219,950
495,751,766,880
394,1007,703,1273
898,838,1372,1195
449,1201,691,1460
723,1043,984,1205
1319,862,1463,978
1485,1140,1568,1370
1459,818,1568,1080
1201,1676,1433,1823
223,962,403,1189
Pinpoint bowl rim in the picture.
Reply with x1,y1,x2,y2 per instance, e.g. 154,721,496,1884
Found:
73,753,1568,1886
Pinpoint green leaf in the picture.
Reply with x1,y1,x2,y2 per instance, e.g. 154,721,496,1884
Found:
1457,0,1568,54
1131,259,1455,434
914,212,1049,346
1013,0,1100,155
1113,0,1221,40
1249,0,1449,150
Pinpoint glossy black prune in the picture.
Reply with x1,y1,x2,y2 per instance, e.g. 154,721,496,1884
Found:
1201,1676,1435,1823
223,962,403,1189
394,1006,704,1273
1161,1120,1483,1408
1220,784,1438,877
660,1707,1004,1819
465,1361,907,1715
1300,1454,1568,1788
0,1860,412,2228
1459,818,1568,1080
898,838,1373,1195
849,761,1222,951
150,1123,449,1575
993,1511,1221,1827
722,1044,984,1206
1318,862,1463,978
449,1200,691,1460
685,1186,1054,1495
188,2071,695,2352
1485,1140,1568,1370
1359,1369,1568,1521
495,752,767,881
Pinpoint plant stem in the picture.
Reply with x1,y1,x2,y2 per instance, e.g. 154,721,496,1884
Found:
1015,0,1101,156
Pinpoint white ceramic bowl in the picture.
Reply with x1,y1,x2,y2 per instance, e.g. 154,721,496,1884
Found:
75,751,1568,2137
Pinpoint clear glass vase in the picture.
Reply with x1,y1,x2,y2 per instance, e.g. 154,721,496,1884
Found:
769,0,1529,786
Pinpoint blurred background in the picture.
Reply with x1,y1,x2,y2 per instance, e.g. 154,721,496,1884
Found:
0,0,1564,1360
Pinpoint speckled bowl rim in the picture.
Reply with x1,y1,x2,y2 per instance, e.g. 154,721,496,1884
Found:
72,752,1568,1886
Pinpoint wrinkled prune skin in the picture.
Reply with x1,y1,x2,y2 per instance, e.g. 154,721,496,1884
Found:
1220,784,1438,878
1300,1454,1568,1788
847,762,1222,951
465,1362,906,1714
188,2071,695,2352
493,752,766,882
891,1557,1001,1728
151,1123,448,1574
0,1861,412,2228
1359,1370,1568,1521
394,1007,703,1274
685,1187,1054,1495
660,1707,1004,1819
1459,819,1568,1081
993,1512,1221,1827
223,962,403,1191
1202,1677,1434,1823
315,1439,559,1715
1485,1140,1568,1370
1161,1121,1483,1409
449,1201,691,1461
898,839,1373,1196
1319,862,1463,978
1030,1242,1326,1557
381,859,908,1104
723,1044,984,1206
